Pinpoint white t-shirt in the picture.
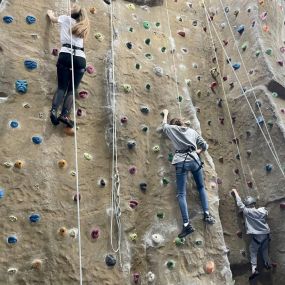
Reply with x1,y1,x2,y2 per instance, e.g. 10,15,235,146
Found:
58,15,85,58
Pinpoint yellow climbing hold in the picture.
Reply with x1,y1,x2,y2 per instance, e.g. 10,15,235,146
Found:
95,33,104,42
129,233,137,241
84,153,93,160
127,3,135,10
123,84,132,93
9,215,18,222
152,145,160,152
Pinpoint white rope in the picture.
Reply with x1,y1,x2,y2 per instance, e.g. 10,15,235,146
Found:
67,1,83,284
109,0,122,267
218,0,284,173
203,2,285,178
202,2,249,195
165,0,182,119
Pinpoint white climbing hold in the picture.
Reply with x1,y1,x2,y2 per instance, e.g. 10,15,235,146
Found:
3,161,13,168
151,233,164,245
69,228,78,239
146,271,155,282
153,66,163,77
9,215,18,222
7,268,18,275
221,22,226,29
84,153,93,160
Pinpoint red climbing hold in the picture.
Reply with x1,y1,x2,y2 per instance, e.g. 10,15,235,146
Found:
52,48,58,56
177,31,185,37
223,76,228,81
91,228,100,239
223,40,228,46
210,81,218,90
280,202,285,209
129,200,138,209
219,117,224,125
277,60,284,66
133,273,140,284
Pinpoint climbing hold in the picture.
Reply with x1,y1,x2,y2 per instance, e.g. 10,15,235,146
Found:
207,120,211,126
64,127,74,136
84,153,93,160
129,200,138,209
127,3,136,10
152,233,164,245
133,273,140,284
145,38,151,45
89,7,96,14
154,66,163,77
232,63,241,70
177,31,185,37
0,188,5,199
234,169,239,175
58,159,67,169
234,10,239,17
79,90,89,99
265,48,272,55
265,164,273,172
15,80,28,93
236,153,240,160
280,202,285,209
223,40,228,46
263,25,269,32
277,60,284,66
178,95,183,101
135,63,141,70
141,125,148,132
152,145,160,152
218,157,224,163
86,65,95,74
146,271,155,282
219,117,224,125
31,259,42,270
260,11,267,20
166,260,175,269
241,42,248,51
196,90,201,97
14,160,24,169
223,76,228,81
29,214,41,223
26,15,36,24
143,21,150,29
123,84,132,93
217,98,222,107
168,153,173,162
221,22,226,29
205,261,215,274
32,136,43,145
70,170,76,176
139,182,147,191
267,120,274,127
174,237,185,246
73,193,81,202
236,230,242,238
77,108,83,116
129,166,137,175
210,81,218,90
256,115,264,125
255,100,262,107
255,50,261,57
120,116,128,124
161,47,166,53
140,106,149,114
157,212,164,219
145,53,153,60
162,177,170,185
280,47,285,53
91,228,100,239
192,63,198,68
3,16,14,24
10,120,19,128
129,27,134,32
145,84,151,91
155,22,160,27
52,48,59,56
195,239,203,246
210,68,219,78
237,25,245,35
217,178,222,184
224,7,229,13
9,215,17,222
126,42,132,49
7,268,18,275
69,228,78,239
24,60,37,70
105,254,116,267
127,140,136,150
7,235,17,244
247,181,253,188
58,227,68,237
95,33,104,42
246,150,252,157
129,233,137,241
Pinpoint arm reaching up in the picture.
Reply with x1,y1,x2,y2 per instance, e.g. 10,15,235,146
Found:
47,10,58,23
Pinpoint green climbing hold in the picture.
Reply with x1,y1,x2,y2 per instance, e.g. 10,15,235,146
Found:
255,50,261,57
84,153,93,160
157,212,165,219
272,92,278,97
152,145,160,152
174,237,185,246
123,84,132,93
143,21,150,29
241,42,248,51
178,96,183,102
155,22,160,27
267,120,274,127
145,53,152,59
161,47,166,53
162,177,170,185
166,260,175,269
168,153,173,162
129,233,137,241
196,90,202,96
95,32,104,42
145,38,151,45
265,48,272,55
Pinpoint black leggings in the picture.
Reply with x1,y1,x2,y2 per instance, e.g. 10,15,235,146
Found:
52,52,86,116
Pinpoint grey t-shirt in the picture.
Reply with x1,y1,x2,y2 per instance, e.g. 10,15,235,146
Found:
162,123,208,165
236,196,270,235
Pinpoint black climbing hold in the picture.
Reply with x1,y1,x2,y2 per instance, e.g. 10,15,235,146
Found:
129,27,134,32
145,38,151,45
100,179,106,187
105,254,116,267
161,47,166,52
140,106,149,114
135,64,141,70
255,100,262,107
155,22,160,27
237,25,245,35
126,42,132,49
265,164,273,172
139,182,147,191
192,20,198,26
246,150,252,157
127,140,136,149
145,53,152,59
217,98,222,107
145,84,151,91
236,153,240,160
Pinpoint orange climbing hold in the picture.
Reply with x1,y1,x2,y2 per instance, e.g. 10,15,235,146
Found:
58,227,68,237
205,261,215,274
89,7,96,14
64,127,74,136
263,25,269,32
14,160,24,169
31,259,43,270
58,159,67,169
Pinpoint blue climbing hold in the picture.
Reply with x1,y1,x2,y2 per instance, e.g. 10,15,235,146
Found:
237,25,245,35
24,60,38,70
10,120,19,128
265,164,273,172
26,15,36,24
32,136,43,145
29,214,41,223
7,236,17,244
232,63,241,70
0,189,5,199
3,16,14,24
15,80,28,94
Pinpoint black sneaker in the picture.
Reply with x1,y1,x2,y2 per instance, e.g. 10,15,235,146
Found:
204,212,216,224
249,270,260,280
50,109,59,126
264,262,271,270
178,223,195,238
58,114,74,128
103,0,111,4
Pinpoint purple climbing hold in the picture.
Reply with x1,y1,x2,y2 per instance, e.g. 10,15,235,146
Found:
129,166,137,175
91,228,100,239
79,90,89,99
133,272,140,284
52,48,59,56
129,200,138,209
120,116,128,124
86,65,95,74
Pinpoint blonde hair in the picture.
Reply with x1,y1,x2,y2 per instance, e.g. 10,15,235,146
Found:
71,4,90,40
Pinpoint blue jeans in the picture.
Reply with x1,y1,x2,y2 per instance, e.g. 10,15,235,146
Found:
175,160,209,224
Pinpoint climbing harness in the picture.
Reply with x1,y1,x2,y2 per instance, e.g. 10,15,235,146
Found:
62,43,84,56
252,234,271,245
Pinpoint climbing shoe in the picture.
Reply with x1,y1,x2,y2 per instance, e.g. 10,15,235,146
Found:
50,109,59,126
178,223,195,238
203,212,216,224
249,270,260,280
103,0,111,4
58,114,74,128
264,262,272,270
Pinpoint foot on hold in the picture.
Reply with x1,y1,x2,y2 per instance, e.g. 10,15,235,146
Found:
264,262,272,270
204,212,216,224
103,0,111,4
249,270,260,280
178,223,195,238
58,114,74,128
50,109,59,126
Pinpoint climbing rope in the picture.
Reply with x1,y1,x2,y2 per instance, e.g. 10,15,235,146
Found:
202,2,285,179
109,0,122,267
218,0,283,173
202,2,249,195
67,1,83,284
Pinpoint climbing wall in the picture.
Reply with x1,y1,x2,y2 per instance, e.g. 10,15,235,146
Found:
0,0,285,285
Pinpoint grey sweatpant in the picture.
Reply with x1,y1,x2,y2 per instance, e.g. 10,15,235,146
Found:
249,234,270,266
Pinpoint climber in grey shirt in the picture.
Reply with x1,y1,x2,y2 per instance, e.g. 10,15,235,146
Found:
162,109,215,239
231,188,271,281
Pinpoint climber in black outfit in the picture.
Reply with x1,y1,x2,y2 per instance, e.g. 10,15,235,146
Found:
47,4,90,128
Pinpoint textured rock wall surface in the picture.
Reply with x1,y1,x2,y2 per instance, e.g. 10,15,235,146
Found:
0,0,284,284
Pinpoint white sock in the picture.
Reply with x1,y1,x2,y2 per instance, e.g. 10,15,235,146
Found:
183,222,189,227
204,211,209,215
252,265,257,274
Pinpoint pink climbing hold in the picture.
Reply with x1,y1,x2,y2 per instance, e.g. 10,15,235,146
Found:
280,47,285,53
280,202,285,209
260,12,267,20
86,65,95,74
133,272,140,284
129,166,137,175
277,60,284,66
52,48,58,56
223,76,228,81
79,90,89,99
177,31,185,37
129,200,138,209
91,228,100,239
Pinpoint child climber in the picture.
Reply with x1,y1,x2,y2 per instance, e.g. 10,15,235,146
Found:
162,109,215,239
231,188,271,280
47,4,90,128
